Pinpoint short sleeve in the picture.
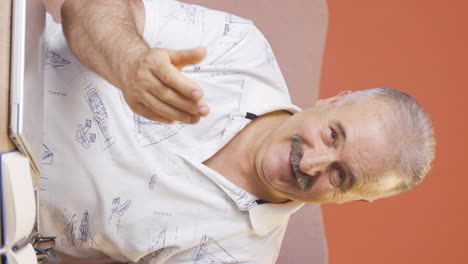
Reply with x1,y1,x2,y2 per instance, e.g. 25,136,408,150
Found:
142,0,238,51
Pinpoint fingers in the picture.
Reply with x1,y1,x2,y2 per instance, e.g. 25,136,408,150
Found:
133,102,202,125
142,92,201,124
150,55,204,100
123,47,210,124
133,69,210,121
146,76,209,116
132,103,175,124
169,46,207,70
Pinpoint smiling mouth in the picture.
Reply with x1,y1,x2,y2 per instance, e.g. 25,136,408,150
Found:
290,136,315,191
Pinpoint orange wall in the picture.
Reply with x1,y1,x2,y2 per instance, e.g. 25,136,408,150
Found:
321,0,468,263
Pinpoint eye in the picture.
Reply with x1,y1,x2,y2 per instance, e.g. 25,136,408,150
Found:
333,168,346,187
330,127,338,141
338,170,345,184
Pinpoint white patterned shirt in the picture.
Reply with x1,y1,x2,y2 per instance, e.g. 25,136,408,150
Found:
40,0,304,263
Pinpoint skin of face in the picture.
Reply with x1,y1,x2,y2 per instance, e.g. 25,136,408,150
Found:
254,95,402,203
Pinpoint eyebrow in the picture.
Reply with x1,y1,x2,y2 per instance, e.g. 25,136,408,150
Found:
347,165,356,189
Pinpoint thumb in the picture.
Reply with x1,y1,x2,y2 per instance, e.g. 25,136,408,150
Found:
169,46,207,70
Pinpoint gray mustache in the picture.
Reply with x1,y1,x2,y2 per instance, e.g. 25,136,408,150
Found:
291,136,313,190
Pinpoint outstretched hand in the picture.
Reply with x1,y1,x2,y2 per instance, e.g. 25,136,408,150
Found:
122,46,209,124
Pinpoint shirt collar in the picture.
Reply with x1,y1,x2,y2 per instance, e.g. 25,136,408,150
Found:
239,78,302,116
177,154,259,211
249,200,304,236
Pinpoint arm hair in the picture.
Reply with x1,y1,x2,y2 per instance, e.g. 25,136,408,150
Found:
61,0,147,89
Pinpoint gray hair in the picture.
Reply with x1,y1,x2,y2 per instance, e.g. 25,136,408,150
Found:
328,88,435,196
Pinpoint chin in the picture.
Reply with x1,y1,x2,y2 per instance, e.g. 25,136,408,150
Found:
270,137,293,169
279,184,332,203
261,150,288,189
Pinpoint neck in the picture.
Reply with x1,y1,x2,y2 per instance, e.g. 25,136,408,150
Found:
218,111,291,203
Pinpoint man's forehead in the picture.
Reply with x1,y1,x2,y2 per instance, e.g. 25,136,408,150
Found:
338,114,394,193
339,98,391,119
375,173,401,192
351,135,391,180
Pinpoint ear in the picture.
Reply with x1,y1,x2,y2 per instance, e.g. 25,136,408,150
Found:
314,90,352,107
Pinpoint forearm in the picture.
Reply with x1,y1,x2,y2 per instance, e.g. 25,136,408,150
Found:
60,0,209,124
61,0,147,89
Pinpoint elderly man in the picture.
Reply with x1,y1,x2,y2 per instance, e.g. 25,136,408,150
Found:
40,0,435,263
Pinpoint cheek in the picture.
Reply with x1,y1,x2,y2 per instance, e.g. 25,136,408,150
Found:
261,144,284,180
305,175,336,201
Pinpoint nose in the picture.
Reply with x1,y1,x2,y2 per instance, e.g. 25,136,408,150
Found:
299,148,333,176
